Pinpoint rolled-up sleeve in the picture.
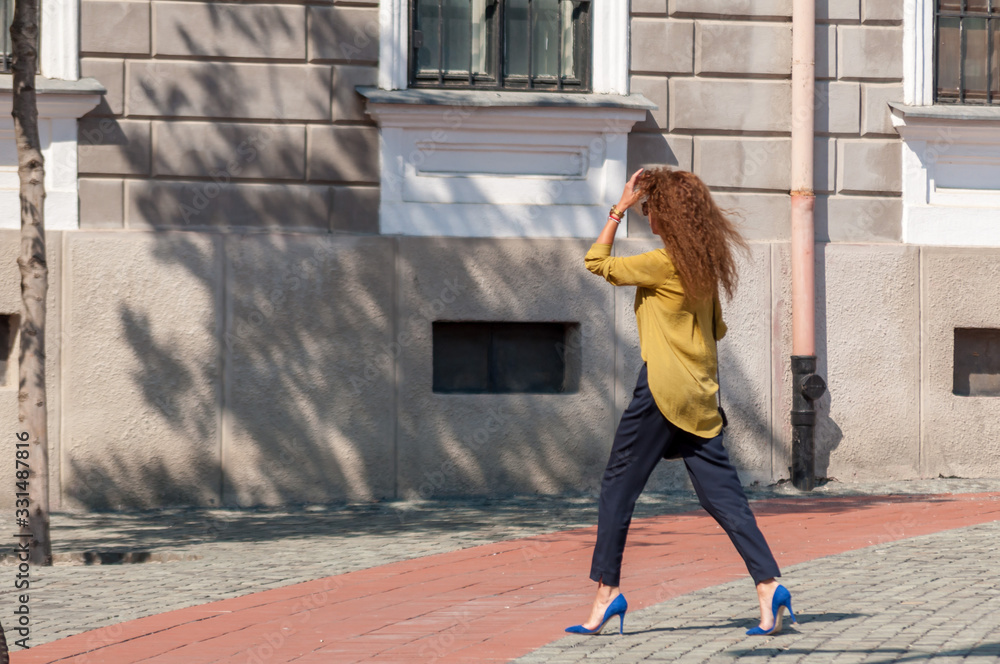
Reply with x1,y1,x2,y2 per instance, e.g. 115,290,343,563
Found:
585,243,672,288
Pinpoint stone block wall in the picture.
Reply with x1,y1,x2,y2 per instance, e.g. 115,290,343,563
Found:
78,0,381,233
627,0,904,243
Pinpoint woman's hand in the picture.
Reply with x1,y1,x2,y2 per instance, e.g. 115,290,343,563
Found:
616,168,644,213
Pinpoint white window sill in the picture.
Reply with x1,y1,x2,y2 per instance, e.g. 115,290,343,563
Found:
358,87,657,111
0,75,105,117
890,102,1000,122
891,102,1000,246
360,88,655,238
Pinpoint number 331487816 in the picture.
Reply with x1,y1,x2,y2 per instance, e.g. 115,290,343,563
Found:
15,431,30,513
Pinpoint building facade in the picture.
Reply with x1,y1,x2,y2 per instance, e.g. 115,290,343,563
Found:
0,0,997,511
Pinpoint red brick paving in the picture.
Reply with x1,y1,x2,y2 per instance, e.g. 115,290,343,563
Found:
12,493,1000,663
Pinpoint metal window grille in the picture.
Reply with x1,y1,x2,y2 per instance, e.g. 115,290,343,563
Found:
935,0,1000,104
410,0,592,91
1,0,14,73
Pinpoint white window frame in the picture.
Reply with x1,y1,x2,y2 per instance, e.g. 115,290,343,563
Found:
0,0,100,231
902,0,934,106
371,0,647,238
41,0,81,80
895,0,1000,246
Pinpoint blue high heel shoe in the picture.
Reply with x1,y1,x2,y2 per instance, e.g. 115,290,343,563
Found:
746,584,796,635
565,594,628,635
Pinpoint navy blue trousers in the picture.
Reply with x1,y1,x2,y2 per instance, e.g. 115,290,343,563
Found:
589,364,781,587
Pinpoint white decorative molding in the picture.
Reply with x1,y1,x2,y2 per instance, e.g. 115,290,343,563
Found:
0,87,104,120
41,0,80,80
896,1,1000,246
371,1,638,237
0,80,104,230
363,90,651,237
0,119,80,231
903,0,934,105
379,0,409,90
591,0,629,95
892,104,1000,246
0,0,90,230
377,0,630,94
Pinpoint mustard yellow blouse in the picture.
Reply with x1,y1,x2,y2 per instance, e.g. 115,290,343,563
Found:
585,243,727,438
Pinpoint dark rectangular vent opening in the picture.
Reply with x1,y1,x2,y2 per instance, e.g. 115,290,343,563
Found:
954,328,1000,396
433,322,580,394
0,314,17,387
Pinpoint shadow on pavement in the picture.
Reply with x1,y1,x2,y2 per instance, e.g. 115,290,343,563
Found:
794,611,870,624
748,494,956,516
621,611,867,636
46,492,701,554
727,642,1000,662
44,489,971,557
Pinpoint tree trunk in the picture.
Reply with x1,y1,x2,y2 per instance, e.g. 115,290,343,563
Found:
11,0,51,565
0,620,9,663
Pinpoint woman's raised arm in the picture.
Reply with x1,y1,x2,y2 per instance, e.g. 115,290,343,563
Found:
595,168,645,245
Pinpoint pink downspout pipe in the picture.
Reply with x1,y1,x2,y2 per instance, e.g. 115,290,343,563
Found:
791,0,816,357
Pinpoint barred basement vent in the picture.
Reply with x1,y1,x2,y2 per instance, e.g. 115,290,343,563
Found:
0,314,18,387
433,322,581,394
954,328,1000,397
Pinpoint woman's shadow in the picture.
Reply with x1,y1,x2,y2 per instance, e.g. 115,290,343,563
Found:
624,611,866,636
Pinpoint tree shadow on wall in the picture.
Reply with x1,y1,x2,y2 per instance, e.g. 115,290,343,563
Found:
67,11,819,518
65,193,806,520
65,229,662,512
65,234,794,531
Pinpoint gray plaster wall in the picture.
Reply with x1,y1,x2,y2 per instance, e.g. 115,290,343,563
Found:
770,242,922,483
61,231,223,510
812,244,921,481
0,232,998,511
51,231,397,510
921,248,1000,479
0,232,789,509
223,234,396,505
394,238,616,499
0,231,62,511
628,0,904,242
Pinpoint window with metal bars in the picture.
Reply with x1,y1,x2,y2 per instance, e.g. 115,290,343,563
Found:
1,0,14,73
410,0,592,91
936,0,1000,104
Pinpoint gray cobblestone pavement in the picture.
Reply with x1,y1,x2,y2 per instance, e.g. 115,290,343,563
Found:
3,477,1000,648
518,519,1000,663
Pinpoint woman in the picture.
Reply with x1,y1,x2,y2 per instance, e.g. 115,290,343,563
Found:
565,167,795,637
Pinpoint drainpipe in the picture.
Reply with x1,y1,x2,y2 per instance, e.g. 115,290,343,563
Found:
790,0,827,491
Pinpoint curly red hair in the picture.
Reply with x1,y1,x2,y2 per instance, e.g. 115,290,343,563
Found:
638,167,748,302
